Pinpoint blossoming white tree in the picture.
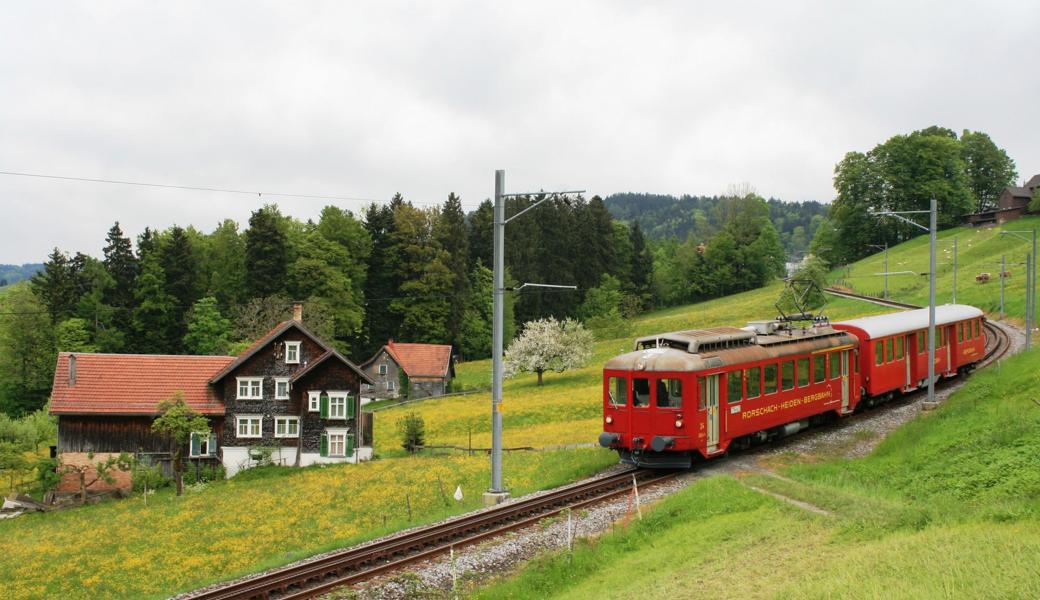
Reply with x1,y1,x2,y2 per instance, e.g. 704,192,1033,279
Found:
504,317,593,386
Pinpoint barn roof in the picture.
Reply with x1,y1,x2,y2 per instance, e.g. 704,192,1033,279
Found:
50,352,234,415
833,304,983,339
364,342,454,378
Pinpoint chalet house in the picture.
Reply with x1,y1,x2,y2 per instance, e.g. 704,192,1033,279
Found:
49,306,375,490
360,341,454,402
965,174,1040,226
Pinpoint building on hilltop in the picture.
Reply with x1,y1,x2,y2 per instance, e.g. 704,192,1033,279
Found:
965,174,1040,226
359,341,455,403
48,303,375,493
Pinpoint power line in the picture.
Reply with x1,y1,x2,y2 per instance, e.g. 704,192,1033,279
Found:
0,169,383,203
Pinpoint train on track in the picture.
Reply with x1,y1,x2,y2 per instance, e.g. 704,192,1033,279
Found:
598,304,986,468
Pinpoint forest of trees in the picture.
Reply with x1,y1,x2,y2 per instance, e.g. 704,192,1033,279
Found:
0,264,43,287
0,191,790,416
811,127,1018,266
604,193,827,259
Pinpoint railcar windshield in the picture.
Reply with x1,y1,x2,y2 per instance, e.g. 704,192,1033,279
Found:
607,376,627,407
633,378,651,407
656,379,682,408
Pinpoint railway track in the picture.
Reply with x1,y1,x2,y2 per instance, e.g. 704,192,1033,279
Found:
188,468,674,600
823,287,1013,366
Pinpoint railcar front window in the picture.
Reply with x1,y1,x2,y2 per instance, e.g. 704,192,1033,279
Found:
813,357,826,383
764,364,778,394
726,371,743,403
781,361,794,391
875,341,883,365
797,358,809,387
656,379,682,408
607,377,627,407
633,378,650,407
746,367,761,398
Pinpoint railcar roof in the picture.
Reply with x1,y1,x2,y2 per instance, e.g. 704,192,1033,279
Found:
608,325,856,372
833,304,983,339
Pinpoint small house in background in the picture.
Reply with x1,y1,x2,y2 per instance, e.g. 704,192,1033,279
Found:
965,174,1040,226
360,341,455,403
48,303,376,493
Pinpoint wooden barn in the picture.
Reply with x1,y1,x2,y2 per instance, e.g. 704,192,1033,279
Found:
360,341,455,402
48,305,376,491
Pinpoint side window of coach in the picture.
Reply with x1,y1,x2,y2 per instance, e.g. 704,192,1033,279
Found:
829,353,840,379
813,356,826,384
917,332,925,353
797,358,809,387
875,341,883,365
885,338,894,362
632,378,650,407
895,337,904,360
781,361,794,391
747,367,761,399
698,377,706,410
764,364,778,394
726,370,743,403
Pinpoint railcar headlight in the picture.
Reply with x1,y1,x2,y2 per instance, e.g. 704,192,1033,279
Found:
675,419,683,428
605,415,613,424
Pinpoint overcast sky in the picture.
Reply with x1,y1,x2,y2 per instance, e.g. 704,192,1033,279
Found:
1,1,1037,263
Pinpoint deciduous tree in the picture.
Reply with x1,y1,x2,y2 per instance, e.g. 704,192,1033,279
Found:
504,317,593,386
151,393,209,496
184,297,232,355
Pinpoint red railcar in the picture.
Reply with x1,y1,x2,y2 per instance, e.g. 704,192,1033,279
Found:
599,305,986,468
832,305,985,402
599,320,860,468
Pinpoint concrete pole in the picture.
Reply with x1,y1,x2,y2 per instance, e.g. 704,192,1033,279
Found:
1032,230,1037,348
926,197,937,407
1027,252,1033,351
490,170,506,496
883,245,889,299
952,237,957,304
1000,254,1006,320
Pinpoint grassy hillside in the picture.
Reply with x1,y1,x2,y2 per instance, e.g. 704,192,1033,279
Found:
474,347,1040,599
835,215,1040,323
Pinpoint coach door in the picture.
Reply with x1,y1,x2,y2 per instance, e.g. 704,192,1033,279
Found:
840,350,850,413
904,334,912,389
705,374,720,450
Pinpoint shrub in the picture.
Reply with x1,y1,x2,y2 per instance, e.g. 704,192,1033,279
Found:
397,412,426,454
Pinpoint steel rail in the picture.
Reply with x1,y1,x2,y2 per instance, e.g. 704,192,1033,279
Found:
188,468,673,600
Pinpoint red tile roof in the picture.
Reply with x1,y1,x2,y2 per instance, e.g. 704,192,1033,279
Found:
50,352,234,415
384,342,453,378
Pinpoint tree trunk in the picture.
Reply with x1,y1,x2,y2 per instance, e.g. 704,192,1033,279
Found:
537,370,544,386
174,449,184,496
79,471,87,505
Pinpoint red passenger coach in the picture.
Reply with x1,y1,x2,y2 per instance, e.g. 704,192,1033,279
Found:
832,304,985,403
599,320,861,468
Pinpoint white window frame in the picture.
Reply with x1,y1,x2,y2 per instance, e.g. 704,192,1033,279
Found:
328,391,350,419
285,341,301,364
308,391,321,412
378,363,387,375
236,415,263,438
274,377,291,400
387,379,395,391
189,431,213,457
327,428,347,457
274,416,300,438
236,377,264,400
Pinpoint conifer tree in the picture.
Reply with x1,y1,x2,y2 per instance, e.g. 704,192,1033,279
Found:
132,255,176,353
362,200,401,356
160,226,199,352
467,199,494,270
435,193,470,350
245,205,289,298
628,221,654,310
31,249,82,323
102,222,137,309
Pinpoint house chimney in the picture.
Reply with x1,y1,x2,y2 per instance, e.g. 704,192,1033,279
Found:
292,302,303,322
69,354,77,386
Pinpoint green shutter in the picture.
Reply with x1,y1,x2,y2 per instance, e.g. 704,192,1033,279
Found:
320,392,329,419
319,432,328,457
346,433,355,454
208,433,217,456
347,395,356,418
190,433,201,457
